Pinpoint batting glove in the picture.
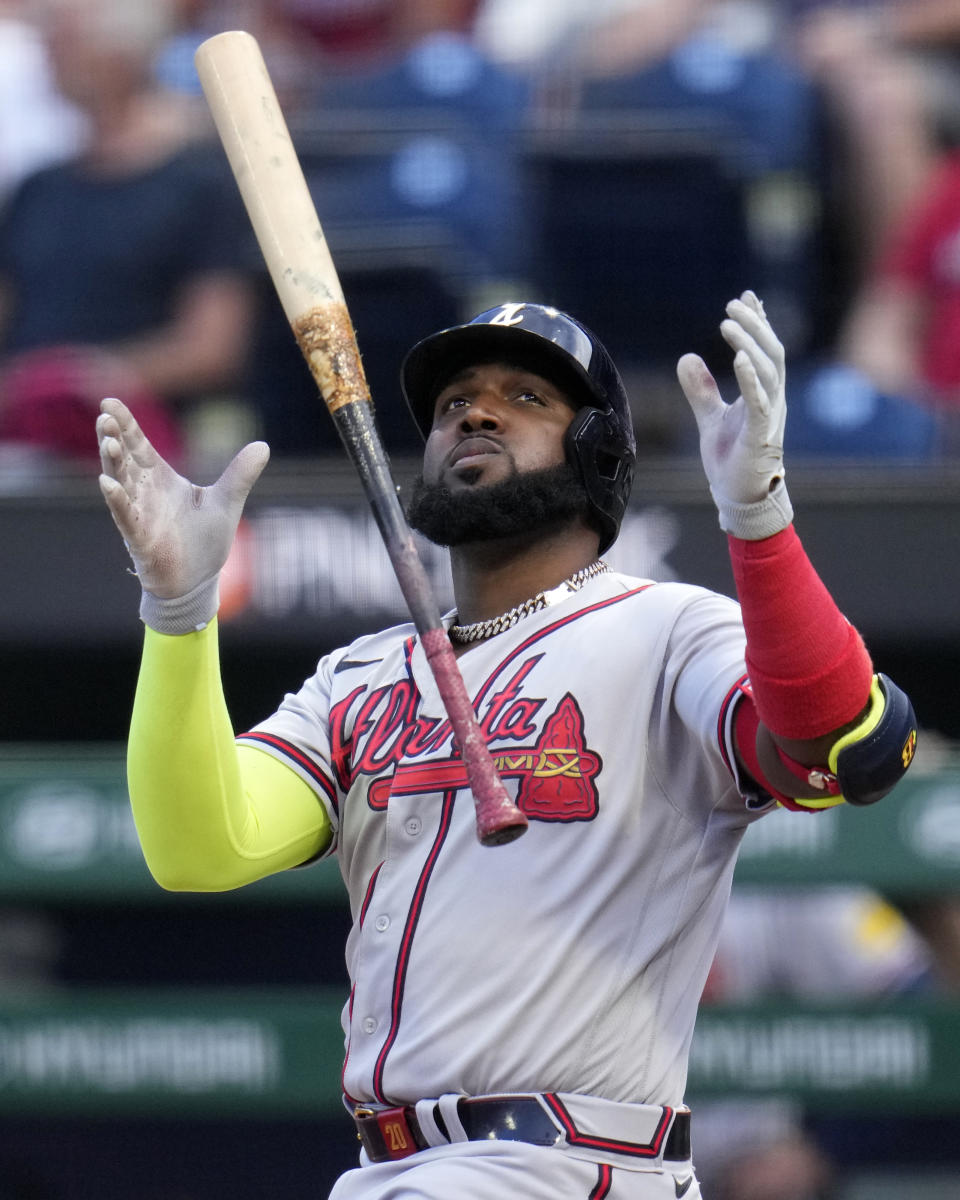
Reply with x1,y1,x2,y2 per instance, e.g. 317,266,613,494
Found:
677,290,794,540
96,397,269,634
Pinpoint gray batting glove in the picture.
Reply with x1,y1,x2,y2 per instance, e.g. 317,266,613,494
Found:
677,290,794,540
96,396,270,634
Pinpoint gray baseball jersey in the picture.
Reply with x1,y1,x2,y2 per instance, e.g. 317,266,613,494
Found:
239,569,769,1110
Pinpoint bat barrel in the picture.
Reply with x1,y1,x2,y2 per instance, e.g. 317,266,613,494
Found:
195,30,343,325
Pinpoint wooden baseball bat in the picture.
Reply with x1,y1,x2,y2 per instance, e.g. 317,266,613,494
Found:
194,30,527,846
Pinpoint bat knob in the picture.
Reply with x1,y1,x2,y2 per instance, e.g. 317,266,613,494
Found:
477,808,529,847
480,820,528,847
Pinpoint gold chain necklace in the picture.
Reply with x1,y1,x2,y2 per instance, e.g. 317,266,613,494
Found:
448,560,609,644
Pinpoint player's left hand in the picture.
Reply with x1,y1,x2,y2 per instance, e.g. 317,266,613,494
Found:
677,290,793,539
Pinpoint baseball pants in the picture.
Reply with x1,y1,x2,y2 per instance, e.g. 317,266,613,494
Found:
328,1139,703,1199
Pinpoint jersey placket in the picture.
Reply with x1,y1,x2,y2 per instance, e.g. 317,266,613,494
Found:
344,644,462,1103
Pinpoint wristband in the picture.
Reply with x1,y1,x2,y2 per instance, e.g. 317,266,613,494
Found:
713,477,794,540
140,576,220,635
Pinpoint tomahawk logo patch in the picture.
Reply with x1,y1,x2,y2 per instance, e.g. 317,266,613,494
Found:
511,694,600,820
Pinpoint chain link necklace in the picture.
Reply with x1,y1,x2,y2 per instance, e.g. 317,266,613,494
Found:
448,560,609,644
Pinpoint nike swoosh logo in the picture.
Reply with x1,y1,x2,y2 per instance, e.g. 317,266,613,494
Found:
674,1175,694,1198
334,657,382,674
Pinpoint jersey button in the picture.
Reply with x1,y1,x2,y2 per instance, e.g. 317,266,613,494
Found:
361,1017,378,1035
404,817,422,836
374,914,390,932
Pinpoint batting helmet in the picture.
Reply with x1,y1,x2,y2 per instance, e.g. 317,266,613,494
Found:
401,302,636,553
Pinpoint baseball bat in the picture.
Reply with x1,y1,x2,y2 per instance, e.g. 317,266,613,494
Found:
194,30,527,846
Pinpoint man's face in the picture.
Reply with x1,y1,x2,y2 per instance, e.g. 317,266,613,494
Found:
421,362,578,490
407,360,594,548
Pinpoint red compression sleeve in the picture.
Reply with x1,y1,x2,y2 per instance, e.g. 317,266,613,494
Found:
728,526,873,740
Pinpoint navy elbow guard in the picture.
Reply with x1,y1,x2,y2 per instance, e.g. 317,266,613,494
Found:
829,674,918,807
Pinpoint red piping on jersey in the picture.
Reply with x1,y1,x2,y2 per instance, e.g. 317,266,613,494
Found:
543,1093,673,1159
359,862,384,927
469,586,657,712
236,731,340,814
716,673,750,776
341,984,358,1105
371,792,456,1103
342,862,385,1104
588,1164,613,1199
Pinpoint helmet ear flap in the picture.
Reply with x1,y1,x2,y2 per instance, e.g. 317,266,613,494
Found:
565,407,636,555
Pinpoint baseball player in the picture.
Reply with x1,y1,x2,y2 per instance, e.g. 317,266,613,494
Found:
95,292,917,1199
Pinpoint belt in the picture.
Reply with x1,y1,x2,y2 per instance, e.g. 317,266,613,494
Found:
353,1096,691,1164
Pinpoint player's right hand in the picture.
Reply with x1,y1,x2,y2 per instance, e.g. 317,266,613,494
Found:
96,396,269,600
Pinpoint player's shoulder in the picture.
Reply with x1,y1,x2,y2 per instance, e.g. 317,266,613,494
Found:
598,572,743,640
604,570,736,609
324,620,418,674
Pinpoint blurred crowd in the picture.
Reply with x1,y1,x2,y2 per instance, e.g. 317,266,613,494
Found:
0,0,959,471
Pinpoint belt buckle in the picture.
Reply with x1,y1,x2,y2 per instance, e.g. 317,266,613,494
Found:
354,1106,374,1142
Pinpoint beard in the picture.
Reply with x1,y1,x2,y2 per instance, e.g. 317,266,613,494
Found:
406,461,591,547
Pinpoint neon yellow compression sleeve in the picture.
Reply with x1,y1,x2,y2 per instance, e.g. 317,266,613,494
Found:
127,619,332,891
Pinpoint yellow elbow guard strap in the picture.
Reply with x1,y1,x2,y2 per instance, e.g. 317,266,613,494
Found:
827,673,918,807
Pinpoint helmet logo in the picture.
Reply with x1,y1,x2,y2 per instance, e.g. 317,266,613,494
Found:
488,303,526,327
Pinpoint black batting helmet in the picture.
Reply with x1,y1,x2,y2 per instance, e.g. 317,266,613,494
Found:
400,302,636,553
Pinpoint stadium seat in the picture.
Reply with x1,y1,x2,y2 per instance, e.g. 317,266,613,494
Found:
785,362,939,459
301,32,534,285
